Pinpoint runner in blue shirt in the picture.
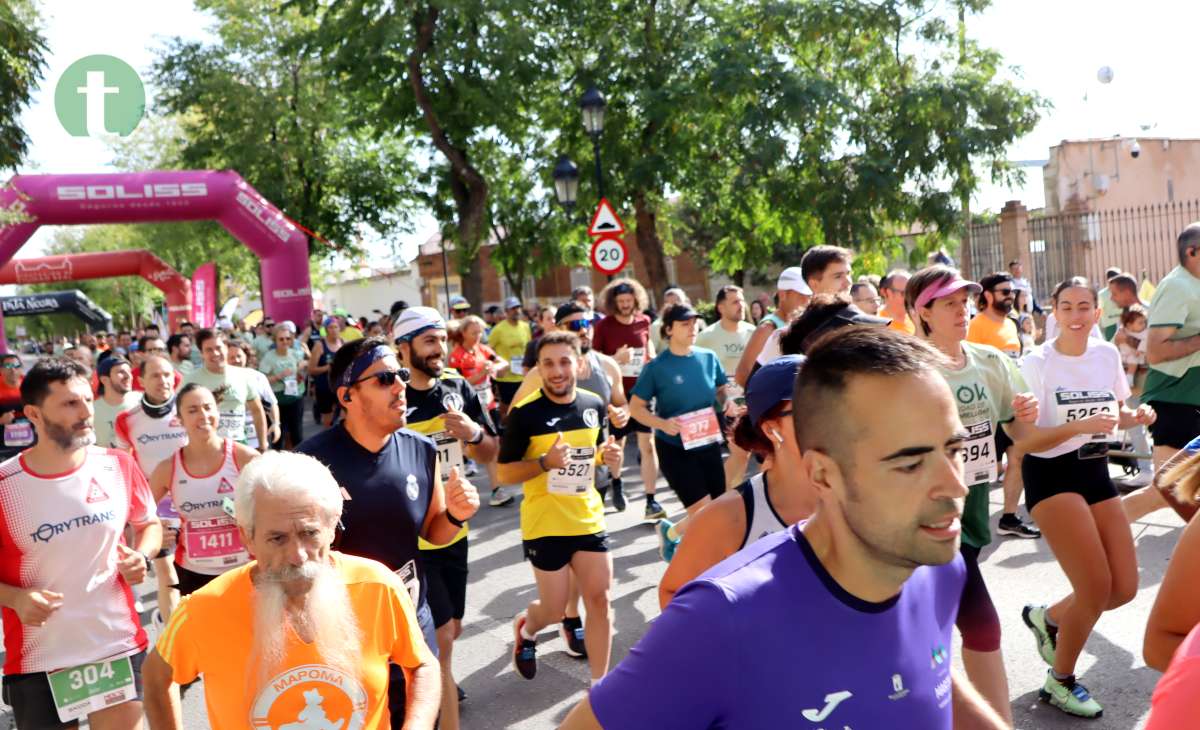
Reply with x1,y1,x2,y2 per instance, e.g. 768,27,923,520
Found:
561,327,1008,730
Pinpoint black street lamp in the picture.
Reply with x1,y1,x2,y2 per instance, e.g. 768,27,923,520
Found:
552,154,580,211
580,86,607,198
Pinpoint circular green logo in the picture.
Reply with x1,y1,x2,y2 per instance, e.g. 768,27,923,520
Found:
54,55,145,137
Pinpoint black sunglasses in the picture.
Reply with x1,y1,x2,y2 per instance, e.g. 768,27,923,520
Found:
350,368,411,388
564,319,593,332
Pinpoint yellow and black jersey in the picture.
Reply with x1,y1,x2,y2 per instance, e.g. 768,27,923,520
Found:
405,371,496,550
499,388,607,540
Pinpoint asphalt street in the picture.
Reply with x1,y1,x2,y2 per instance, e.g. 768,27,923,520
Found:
0,409,1182,729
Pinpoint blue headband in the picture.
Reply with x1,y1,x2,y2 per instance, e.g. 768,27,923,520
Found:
339,345,392,390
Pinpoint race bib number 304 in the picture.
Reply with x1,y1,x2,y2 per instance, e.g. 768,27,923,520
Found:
47,656,135,722
961,420,997,485
1055,390,1118,442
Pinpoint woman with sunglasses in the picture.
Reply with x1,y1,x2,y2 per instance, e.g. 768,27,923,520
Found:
149,384,260,597
656,355,813,606
1017,276,1154,718
258,324,308,450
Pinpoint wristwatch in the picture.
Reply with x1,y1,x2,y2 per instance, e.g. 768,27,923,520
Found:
466,425,485,445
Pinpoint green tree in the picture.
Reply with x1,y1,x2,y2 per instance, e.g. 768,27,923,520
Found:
153,0,419,263
0,0,46,172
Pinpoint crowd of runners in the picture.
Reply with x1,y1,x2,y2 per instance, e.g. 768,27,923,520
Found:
2,228,1200,728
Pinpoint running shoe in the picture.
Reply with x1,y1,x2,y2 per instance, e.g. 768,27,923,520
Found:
997,514,1041,539
1039,672,1103,718
645,498,667,522
490,487,514,507
560,617,587,658
1022,604,1057,666
512,611,537,679
611,482,627,512
464,459,479,478
657,519,680,563
457,685,467,702
1115,471,1153,492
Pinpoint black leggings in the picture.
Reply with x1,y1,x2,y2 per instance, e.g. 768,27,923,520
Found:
956,543,1001,652
273,398,304,450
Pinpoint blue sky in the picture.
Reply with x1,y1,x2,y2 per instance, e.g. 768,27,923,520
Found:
15,0,1199,259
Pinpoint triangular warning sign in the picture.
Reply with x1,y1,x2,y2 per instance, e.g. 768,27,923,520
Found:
86,479,109,504
217,477,235,494
588,198,625,236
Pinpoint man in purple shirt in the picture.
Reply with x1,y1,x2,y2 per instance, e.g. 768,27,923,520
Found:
561,327,1009,730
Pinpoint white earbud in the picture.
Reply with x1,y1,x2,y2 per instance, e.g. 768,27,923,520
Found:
769,428,784,444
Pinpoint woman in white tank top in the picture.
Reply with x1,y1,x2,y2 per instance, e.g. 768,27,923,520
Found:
656,355,815,609
149,384,260,597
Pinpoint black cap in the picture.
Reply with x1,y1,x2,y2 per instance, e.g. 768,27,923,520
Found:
555,302,586,324
98,356,131,377
662,304,700,327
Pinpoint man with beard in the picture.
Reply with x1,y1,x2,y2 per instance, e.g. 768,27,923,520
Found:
0,358,161,730
297,336,480,727
143,452,439,729
499,333,623,686
561,328,1006,730
166,334,194,377
592,279,666,519
114,355,189,625
94,356,142,448
967,272,1022,357
393,307,498,729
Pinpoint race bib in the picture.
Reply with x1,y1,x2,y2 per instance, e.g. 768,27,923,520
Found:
282,377,299,397
675,407,722,450
547,446,596,495
47,656,135,722
183,516,248,569
620,348,646,378
961,420,997,485
4,421,33,447
431,431,465,481
395,559,420,606
510,359,524,376
217,411,244,441
1055,390,1119,442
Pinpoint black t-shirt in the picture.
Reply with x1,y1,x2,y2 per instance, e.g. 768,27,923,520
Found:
296,423,436,609
405,372,497,480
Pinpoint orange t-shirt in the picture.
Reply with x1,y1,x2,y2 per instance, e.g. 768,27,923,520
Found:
156,552,434,729
886,313,916,335
966,313,1021,355
1146,624,1200,729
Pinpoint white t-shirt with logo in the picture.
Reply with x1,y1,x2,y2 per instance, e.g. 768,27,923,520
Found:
1020,339,1131,459
0,447,155,674
112,403,189,478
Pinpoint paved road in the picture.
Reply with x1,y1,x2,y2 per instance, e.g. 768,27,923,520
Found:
0,416,1182,729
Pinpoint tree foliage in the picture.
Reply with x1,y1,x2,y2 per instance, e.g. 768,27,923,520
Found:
0,0,46,172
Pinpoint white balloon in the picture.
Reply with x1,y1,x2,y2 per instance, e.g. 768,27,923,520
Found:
1097,66,1114,84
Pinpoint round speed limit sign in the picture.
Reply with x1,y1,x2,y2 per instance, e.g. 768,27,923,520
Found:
590,236,627,275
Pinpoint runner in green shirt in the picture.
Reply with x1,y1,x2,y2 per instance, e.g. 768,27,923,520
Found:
695,285,756,490
182,329,266,448
487,297,533,418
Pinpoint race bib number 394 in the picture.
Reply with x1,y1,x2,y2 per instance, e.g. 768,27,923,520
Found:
47,656,135,722
1055,390,1118,442
961,420,997,485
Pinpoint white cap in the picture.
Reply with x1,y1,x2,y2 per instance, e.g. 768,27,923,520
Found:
777,267,812,296
279,320,297,334
392,306,446,342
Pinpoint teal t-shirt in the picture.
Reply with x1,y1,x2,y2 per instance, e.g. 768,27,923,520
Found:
631,347,727,448
1142,266,1200,406
939,341,1024,549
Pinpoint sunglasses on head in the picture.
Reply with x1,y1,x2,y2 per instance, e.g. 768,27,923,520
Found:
350,368,411,388
563,319,592,332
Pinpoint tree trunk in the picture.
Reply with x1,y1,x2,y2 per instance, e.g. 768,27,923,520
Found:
633,191,670,306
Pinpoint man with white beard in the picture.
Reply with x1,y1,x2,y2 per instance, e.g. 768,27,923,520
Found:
142,451,439,730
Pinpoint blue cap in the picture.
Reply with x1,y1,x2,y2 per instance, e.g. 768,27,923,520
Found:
503,296,521,310
746,355,803,426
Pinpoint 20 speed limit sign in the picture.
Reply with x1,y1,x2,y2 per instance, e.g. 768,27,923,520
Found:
590,236,627,275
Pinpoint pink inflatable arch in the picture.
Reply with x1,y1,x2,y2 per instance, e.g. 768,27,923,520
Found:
0,170,312,349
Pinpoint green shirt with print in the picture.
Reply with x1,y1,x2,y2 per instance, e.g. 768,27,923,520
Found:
182,364,261,442
695,320,757,378
258,348,307,403
1142,266,1200,406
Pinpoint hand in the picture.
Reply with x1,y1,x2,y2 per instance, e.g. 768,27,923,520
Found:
600,436,622,471
607,404,630,429
443,410,481,442
161,526,178,553
116,543,148,585
1012,393,1038,423
0,411,15,426
1133,404,1157,426
444,467,479,523
614,345,632,365
268,424,282,445
12,588,63,627
657,417,681,437
1073,413,1118,436
541,432,570,470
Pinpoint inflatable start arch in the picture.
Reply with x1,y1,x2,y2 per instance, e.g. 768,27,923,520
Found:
0,170,312,348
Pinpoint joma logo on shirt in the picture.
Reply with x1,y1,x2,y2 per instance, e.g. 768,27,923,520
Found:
30,511,115,543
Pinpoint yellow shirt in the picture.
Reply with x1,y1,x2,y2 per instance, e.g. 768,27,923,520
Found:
156,553,433,730
487,319,532,383
966,313,1021,355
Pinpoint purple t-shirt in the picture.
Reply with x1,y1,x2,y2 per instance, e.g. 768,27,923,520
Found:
590,525,966,729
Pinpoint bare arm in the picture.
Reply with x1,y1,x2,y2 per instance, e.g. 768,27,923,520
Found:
658,495,745,610
402,660,441,730
308,341,328,375
142,649,183,730
734,323,774,387
496,457,546,486
600,355,628,407
248,397,268,452
1144,514,1200,670
559,695,604,730
1147,325,1200,365
1005,420,1094,455
233,442,262,470
132,517,163,559
420,471,458,546
149,459,173,506
629,395,677,435
951,667,1009,729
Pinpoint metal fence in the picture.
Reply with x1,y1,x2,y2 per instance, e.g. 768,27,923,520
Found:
967,199,1200,304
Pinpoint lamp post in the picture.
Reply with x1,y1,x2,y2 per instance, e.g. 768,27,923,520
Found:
553,155,580,212
580,86,607,198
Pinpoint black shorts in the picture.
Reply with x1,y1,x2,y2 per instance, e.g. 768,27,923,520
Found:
173,564,219,596
994,421,1014,457
496,380,521,406
522,532,610,572
611,413,652,439
2,649,146,729
314,388,336,417
421,537,469,627
655,439,725,507
1147,400,1200,450
1022,450,1118,513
